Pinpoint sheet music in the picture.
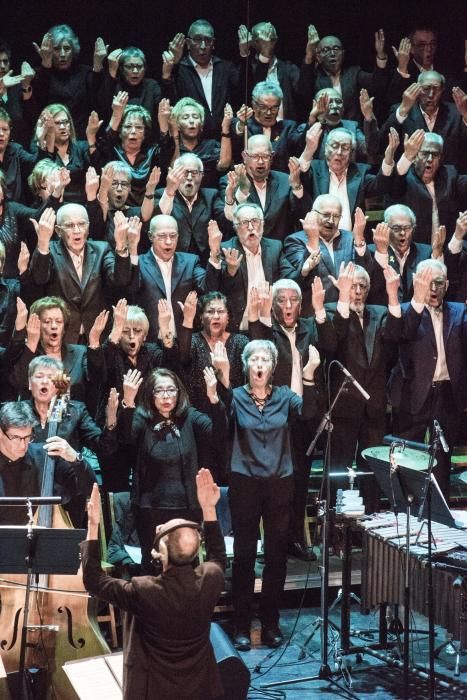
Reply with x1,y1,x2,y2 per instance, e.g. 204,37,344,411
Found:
63,654,123,699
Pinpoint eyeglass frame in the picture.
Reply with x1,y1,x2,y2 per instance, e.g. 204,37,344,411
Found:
3,432,34,445
153,388,178,398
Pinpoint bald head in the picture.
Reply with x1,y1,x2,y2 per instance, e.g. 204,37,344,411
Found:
243,134,273,182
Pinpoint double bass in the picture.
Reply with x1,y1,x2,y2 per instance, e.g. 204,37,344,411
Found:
0,379,110,699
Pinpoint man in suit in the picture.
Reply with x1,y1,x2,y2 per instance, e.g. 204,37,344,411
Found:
154,153,232,266
445,210,467,303
81,469,227,700
324,261,402,513
130,213,219,341
220,134,310,241
284,194,372,311
248,277,336,560
237,21,301,121
214,202,299,331
297,30,390,124
162,19,239,139
388,259,467,499
380,71,467,171
29,204,132,343
391,131,467,243
366,204,443,306
298,125,397,230
230,80,306,172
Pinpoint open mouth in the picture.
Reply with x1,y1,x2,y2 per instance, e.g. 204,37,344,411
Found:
40,386,49,396
256,370,263,379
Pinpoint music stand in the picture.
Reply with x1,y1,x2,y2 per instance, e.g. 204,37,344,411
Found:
0,499,85,700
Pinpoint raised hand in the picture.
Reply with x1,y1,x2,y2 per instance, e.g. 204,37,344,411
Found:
308,92,328,125
208,220,222,257
26,312,41,350
431,225,446,259
88,309,109,347
162,49,175,79
384,127,400,164
383,266,400,304
165,163,186,196
303,344,321,380
238,25,252,57
146,165,161,196
392,37,411,74
454,210,467,240
452,86,467,120
352,207,368,245
99,164,114,200
111,91,129,128
177,290,198,326
20,62,35,88
359,88,375,122
373,222,391,254
311,277,325,313
412,265,432,304
301,210,320,249
225,169,239,203
86,110,103,141
33,33,53,68
85,166,100,200
374,28,386,60
236,104,253,125
107,48,123,78
168,33,185,64
234,163,250,194
110,298,128,342
400,83,422,118
222,247,243,276
122,368,143,407
247,286,262,322
106,387,119,428
158,98,172,133
157,298,173,335
93,37,109,70
30,207,56,252
288,157,302,188
17,242,30,276
305,24,320,63
127,216,142,254
222,102,234,132
15,297,28,331
403,128,425,161
86,483,101,534
210,341,230,387
113,210,129,252
196,468,220,511
304,122,323,158
329,261,355,300
0,70,24,90
203,365,220,403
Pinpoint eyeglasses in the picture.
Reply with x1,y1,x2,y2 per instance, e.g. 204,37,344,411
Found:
204,308,228,316
54,119,70,127
123,63,145,72
254,101,281,114
327,141,352,153
154,232,178,241
4,432,34,445
183,169,203,178
275,296,300,305
312,209,341,222
389,224,413,233
245,152,273,161
189,35,215,46
153,388,178,398
122,123,145,132
419,84,442,93
413,42,437,49
350,283,368,291
235,217,263,228
430,278,446,289
58,221,88,232
111,180,130,189
419,150,441,159
318,45,343,55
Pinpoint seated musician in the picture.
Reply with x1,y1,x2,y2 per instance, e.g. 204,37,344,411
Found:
0,400,96,527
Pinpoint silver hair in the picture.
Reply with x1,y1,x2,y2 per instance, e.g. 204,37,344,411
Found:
416,258,447,277
252,80,283,102
272,279,302,301
384,204,416,226
241,339,278,375
173,153,204,171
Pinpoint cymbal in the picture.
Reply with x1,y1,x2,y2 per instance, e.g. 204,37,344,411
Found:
362,445,435,472
328,471,372,478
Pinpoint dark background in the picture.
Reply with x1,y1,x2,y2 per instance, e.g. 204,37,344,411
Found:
3,0,467,84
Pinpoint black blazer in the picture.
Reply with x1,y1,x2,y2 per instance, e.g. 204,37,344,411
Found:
154,187,233,265
131,250,219,341
230,118,306,172
325,303,402,418
219,170,311,242
366,242,432,305
284,228,373,309
219,236,299,330
29,240,132,343
240,55,301,120
388,301,467,415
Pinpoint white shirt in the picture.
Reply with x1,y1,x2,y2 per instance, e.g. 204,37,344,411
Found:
151,249,176,336
329,169,352,231
411,300,450,381
239,244,266,330
189,56,213,111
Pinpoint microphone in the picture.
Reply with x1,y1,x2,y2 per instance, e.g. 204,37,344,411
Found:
383,435,431,452
434,419,449,453
336,361,370,401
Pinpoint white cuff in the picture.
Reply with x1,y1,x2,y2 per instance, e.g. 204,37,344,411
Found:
159,190,174,214
411,299,424,313
396,153,413,176
259,316,273,327
375,250,389,267
315,309,326,324
381,160,394,176
388,303,401,318
337,300,350,318
448,234,464,255
395,106,408,124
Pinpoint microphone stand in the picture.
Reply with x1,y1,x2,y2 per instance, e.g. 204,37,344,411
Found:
262,373,360,698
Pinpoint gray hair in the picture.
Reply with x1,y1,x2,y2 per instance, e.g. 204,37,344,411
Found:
173,153,204,171
350,264,370,287
125,305,149,336
417,70,445,88
149,214,178,238
232,202,263,225
384,204,416,226
28,356,64,380
0,401,38,432
48,24,80,57
103,161,132,182
252,80,283,103
272,279,302,301
56,203,88,227
241,339,278,375
421,132,444,150
416,259,447,277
